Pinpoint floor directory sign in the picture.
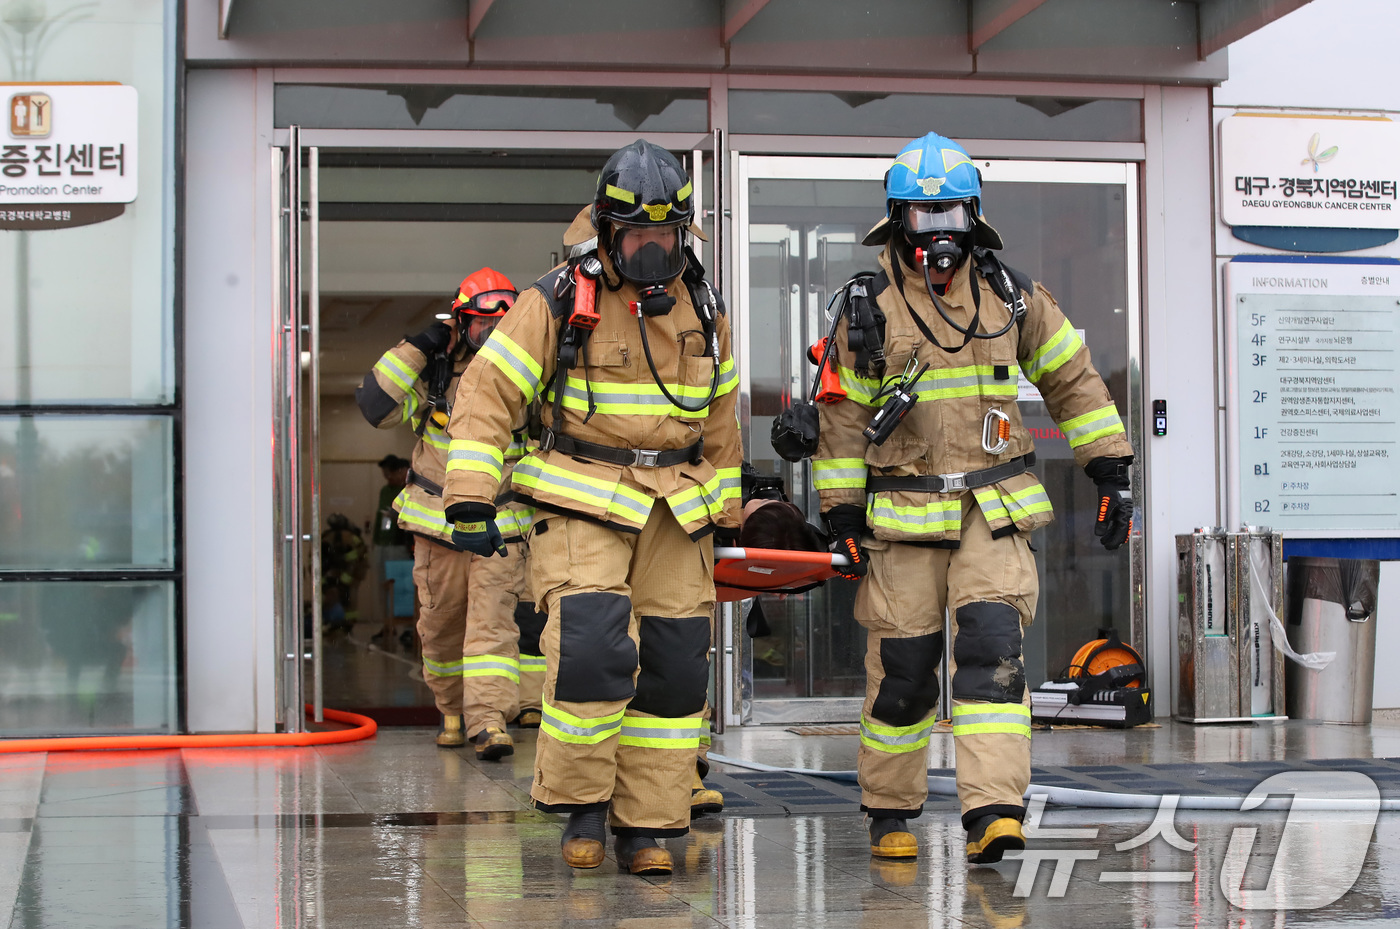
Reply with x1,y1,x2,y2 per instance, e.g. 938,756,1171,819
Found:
1227,258,1400,535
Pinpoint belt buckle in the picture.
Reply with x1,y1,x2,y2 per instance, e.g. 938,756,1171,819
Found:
634,448,661,468
940,471,967,492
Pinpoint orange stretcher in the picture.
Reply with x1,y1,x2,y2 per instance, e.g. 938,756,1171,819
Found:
712,546,852,602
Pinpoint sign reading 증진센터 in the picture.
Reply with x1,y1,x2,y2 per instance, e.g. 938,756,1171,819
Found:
1229,260,1400,535
1219,113,1400,230
1,83,138,230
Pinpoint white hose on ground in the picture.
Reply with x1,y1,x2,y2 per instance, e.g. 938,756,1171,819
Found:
706,752,1400,812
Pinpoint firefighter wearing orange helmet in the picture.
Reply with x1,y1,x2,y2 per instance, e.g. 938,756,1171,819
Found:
356,268,535,759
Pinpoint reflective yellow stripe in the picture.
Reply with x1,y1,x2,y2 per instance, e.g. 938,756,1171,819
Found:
519,654,546,672
1060,404,1126,449
675,180,692,202
375,352,418,394
951,703,1031,739
479,330,543,402
543,358,737,420
504,434,533,462
974,483,1053,524
421,424,450,451
812,457,867,490
447,439,505,481
859,715,936,754
605,184,636,204
541,702,625,744
699,729,712,747
462,655,521,683
867,497,961,533
833,363,1018,408
668,472,724,525
1022,320,1083,383
399,393,420,424
396,499,451,534
715,466,742,505
423,655,466,676
617,716,704,749
512,456,654,525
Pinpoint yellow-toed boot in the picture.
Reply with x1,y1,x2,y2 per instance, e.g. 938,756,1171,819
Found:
690,769,724,818
965,815,1025,865
869,816,919,859
472,726,514,761
436,714,466,748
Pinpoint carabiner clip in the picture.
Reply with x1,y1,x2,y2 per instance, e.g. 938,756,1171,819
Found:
982,408,1011,455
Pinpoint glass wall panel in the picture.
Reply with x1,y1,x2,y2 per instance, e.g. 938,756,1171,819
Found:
0,0,175,404
275,84,708,133
0,415,174,569
730,90,1141,142
0,580,177,735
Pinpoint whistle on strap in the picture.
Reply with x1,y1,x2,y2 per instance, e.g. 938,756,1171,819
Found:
981,407,1011,455
807,337,847,404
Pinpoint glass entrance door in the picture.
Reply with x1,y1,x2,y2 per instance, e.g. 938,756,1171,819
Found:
272,138,719,727
732,155,1141,725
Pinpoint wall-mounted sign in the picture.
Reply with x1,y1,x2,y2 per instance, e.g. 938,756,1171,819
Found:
1220,114,1400,230
1,83,137,230
1227,258,1400,536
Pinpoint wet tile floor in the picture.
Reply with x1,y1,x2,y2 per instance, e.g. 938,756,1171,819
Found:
4,715,1400,927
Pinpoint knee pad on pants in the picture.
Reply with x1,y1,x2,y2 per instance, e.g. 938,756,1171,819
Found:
952,601,1025,702
631,615,711,718
515,601,546,656
871,631,943,726
554,592,637,703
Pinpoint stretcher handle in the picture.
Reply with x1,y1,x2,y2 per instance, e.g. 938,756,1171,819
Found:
714,546,852,567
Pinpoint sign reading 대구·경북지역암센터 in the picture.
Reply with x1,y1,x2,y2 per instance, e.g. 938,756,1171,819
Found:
2,83,138,230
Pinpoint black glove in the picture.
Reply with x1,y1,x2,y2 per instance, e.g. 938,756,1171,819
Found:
823,504,868,579
406,321,454,356
713,526,741,547
1085,456,1134,551
444,502,507,557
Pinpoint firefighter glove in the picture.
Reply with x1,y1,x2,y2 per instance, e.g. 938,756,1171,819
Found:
824,504,869,579
1085,456,1134,551
446,502,508,557
406,321,454,356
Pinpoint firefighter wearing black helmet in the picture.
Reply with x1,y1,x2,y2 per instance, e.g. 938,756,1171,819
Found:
442,140,742,877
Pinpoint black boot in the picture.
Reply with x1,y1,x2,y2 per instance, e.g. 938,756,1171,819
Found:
965,813,1025,864
869,816,918,859
614,835,673,875
560,808,607,869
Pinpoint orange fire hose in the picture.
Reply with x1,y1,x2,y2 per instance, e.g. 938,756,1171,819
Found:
0,705,376,754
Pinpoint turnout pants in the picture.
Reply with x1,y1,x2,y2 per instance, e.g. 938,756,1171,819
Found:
514,543,546,714
528,505,716,837
413,538,524,737
854,498,1037,828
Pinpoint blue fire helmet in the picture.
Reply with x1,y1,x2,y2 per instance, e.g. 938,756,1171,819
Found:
863,132,1003,249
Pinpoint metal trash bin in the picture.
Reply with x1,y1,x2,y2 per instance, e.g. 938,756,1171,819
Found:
1285,557,1379,724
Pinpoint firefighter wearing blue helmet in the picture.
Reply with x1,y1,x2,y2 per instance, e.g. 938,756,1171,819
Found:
813,133,1135,863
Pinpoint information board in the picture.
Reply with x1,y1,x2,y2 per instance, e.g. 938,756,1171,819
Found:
1229,259,1400,534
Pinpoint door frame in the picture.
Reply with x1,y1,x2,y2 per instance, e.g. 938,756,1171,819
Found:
726,153,1144,727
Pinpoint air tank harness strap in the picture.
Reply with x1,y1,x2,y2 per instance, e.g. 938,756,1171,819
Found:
405,468,445,497
865,453,1035,495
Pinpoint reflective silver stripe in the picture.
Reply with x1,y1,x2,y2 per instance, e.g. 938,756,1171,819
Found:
449,448,502,467
953,712,1031,727
541,710,623,739
512,460,653,520
859,719,935,746
619,725,700,741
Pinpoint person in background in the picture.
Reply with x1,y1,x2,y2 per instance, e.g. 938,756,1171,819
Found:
355,269,529,760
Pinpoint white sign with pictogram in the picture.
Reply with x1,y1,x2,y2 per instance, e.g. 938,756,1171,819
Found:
1,83,138,205
1219,114,1400,230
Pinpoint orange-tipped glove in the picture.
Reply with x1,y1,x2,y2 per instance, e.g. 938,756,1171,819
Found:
1085,456,1134,551
823,504,868,579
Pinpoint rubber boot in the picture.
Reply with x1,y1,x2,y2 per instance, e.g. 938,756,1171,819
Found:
560,809,607,869
690,769,724,818
615,835,673,876
513,709,542,728
472,726,514,761
869,816,918,859
965,814,1025,865
436,714,466,748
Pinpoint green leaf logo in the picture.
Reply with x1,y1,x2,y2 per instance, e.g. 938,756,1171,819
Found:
1301,132,1339,172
